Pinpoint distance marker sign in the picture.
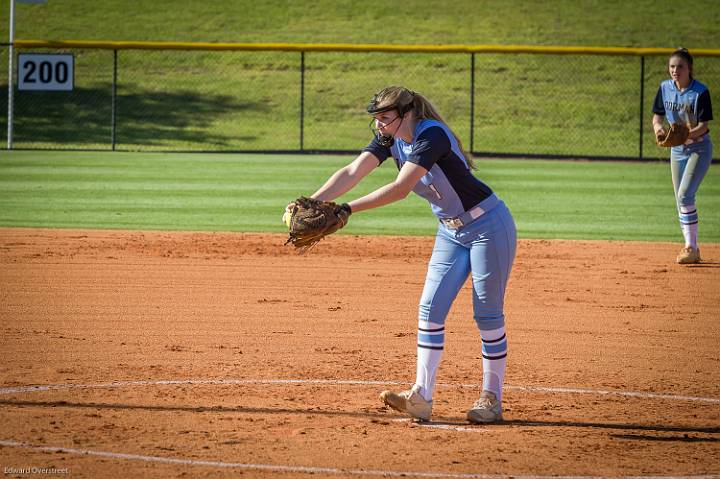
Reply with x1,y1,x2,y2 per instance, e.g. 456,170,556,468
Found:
18,53,74,91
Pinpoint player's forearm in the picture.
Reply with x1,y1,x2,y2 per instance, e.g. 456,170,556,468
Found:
312,152,379,202
311,166,360,202
347,162,427,213
347,182,410,213
652,114,665,135
688,121,709,139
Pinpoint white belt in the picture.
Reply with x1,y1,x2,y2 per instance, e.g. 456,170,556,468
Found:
440,205,486,230
685,133,709,145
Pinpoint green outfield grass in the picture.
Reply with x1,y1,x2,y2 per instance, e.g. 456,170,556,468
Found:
1,151,718,242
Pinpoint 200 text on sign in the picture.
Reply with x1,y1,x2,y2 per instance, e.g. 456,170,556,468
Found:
18,53,74,91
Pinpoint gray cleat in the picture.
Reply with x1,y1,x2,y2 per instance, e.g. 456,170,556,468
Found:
467,390,503,423
380,384,432,422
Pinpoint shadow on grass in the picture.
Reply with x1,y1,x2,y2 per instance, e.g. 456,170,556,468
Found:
0,83,265,147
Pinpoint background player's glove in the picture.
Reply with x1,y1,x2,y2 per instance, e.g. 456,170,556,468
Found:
657,123,690,147
283,196,351,253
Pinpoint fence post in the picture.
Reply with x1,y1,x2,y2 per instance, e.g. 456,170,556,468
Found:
470,53,475,154
111,49,117,150
6,0,15,149
639,55,645,160
300,51,305,152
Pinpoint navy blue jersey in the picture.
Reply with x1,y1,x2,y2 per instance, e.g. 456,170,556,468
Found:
363,119,493,219
653,79,713,127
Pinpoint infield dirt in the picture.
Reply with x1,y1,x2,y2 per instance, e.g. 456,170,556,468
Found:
0,228,718,478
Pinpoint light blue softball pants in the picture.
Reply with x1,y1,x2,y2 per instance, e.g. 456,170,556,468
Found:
418,196,517,332
670,138,713,208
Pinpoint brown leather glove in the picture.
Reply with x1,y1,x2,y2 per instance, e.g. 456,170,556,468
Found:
283,196,351,253
657,123,690,147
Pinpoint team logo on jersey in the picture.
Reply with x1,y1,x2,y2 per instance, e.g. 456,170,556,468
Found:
663,100,693,113
663,102,696,126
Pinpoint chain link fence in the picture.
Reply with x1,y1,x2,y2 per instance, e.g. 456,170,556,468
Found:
1,42,718,160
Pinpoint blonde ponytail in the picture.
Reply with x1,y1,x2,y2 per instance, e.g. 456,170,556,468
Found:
410,91,475,169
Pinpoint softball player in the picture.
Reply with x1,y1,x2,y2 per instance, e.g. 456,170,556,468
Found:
652,48,713,264
307,86,516,423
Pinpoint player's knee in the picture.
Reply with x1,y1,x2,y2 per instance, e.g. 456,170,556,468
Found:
418,302,449,325
418,303,431,322
676,190,696,207
473,313,504,331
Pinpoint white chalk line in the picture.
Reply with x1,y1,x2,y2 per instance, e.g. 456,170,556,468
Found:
0,440,717,479
392,418,488,433
1,380,718,478
0,378,718,404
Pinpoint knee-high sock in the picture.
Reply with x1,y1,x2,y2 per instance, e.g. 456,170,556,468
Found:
480,326,507,401
679,204,699,249
415,320,445,401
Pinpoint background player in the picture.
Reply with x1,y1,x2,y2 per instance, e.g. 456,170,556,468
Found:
298,86,517,423
652,48,714,264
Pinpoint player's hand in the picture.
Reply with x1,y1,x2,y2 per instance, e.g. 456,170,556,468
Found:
654,128,667,142
282,202,296,226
